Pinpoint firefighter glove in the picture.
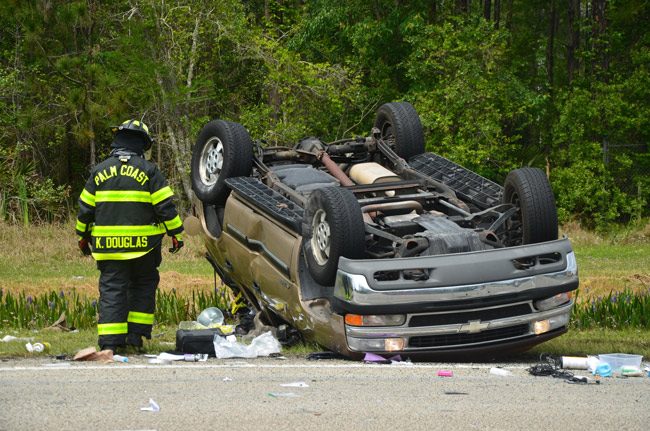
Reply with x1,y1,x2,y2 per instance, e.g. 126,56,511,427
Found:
169,234,184,254
78,237,91,256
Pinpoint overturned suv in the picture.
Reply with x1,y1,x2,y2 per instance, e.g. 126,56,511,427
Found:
188,102,578,359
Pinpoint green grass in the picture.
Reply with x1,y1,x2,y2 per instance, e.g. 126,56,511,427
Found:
529,328,650,359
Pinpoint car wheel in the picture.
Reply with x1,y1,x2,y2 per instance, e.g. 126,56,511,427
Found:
303,187,365,286
503,167,558,245
191,120,253,204
374,101,425,160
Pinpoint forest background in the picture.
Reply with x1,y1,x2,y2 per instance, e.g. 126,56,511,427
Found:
0,0,648,230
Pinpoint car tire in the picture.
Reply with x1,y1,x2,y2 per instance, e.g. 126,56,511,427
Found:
374,101,425,159
303,187,365,286
191,120,253,204
503,167,558,244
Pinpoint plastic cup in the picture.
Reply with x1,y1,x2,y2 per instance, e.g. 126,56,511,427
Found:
197,307,224,327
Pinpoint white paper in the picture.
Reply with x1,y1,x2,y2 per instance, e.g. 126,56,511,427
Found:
280,381,309,388
140,398,160,412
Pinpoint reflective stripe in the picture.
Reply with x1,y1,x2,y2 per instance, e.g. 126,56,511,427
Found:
97,322,128,335
93,250,151,261
151,186,174,205
128,311,154,325
163,215,183,231
95,190,151,203
92,225,165,236
76,219,88,232
80,189,95,207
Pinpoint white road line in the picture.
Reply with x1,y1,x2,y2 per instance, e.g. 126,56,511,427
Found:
0,363,530,372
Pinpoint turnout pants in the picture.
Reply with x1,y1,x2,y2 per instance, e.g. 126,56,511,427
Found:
97,246,161,347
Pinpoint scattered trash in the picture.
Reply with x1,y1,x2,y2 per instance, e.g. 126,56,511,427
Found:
280,381,309,388
176,327,233,356
25,342,50,353
222,377,233,382
593,362,612,377
148,358,172,365
528,354,584,382
197,307,224,327
178,321,234,334
305,351,345,361
213,331,281,359
269,352,287,360
444,391,468,395
437,370,453,377
489,367,513,377
620,365,644,377
363,352,391,364
561,356,589,370
566,375,600,385
113,355,128,363
267,392,299,398
140,398,160,412
153,352,208,362
598,353,643,373
44,312,71,332
73,346,114,362
1,335,32,343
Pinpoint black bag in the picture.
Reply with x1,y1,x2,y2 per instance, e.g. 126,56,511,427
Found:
175,328,223,356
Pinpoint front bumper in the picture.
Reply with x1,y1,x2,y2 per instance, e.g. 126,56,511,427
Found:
332,239,578,354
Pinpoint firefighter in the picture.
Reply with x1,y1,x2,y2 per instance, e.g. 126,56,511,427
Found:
75,119,184,353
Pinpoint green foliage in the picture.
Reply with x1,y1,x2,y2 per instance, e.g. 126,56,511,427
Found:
572,289,650,329
0,0,648,227
0,287,243,329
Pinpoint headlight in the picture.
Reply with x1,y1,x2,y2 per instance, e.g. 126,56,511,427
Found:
345,314,406,327
534,292,572,311
347,337,405,352
533,313,570,335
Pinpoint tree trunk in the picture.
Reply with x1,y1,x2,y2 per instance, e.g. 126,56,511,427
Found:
546,0,557,91
592,0,609,76
567,0,580,84
494,0,501,28
484,0,491,20
456,0,469,15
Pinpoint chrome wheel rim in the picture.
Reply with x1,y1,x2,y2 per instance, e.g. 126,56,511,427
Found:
310,209,330,266
200,137,224,186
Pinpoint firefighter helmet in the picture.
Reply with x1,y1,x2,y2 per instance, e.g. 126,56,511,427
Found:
111,119,154,151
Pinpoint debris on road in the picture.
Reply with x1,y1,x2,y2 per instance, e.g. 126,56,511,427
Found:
489,367,513,376
213,331,281,359
72,346,114,362
437,370,453,377
140,398,160,412
268,392,299,398
280,381,309,388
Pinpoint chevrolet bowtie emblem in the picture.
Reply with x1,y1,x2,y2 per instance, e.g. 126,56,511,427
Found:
460,320,489,333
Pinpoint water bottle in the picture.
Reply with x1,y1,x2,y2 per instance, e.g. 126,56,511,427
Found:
113,355,128,363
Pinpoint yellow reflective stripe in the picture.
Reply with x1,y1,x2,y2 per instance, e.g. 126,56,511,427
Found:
80,189,95,207
97,322,128,335
163,215,183,230
93,250,151,261
151,186,174,205
128,311,154,325
92,225,165,236
76,219,87,232
95,190,151,203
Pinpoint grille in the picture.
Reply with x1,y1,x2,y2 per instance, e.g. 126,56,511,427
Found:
408,304,532,327
408,324,529,348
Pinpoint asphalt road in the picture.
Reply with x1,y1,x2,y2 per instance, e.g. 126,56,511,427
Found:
0,356,648,431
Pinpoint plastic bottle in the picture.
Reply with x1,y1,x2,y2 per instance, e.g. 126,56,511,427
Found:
183,353,201,362
113,355,128,363
197,307,224,327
